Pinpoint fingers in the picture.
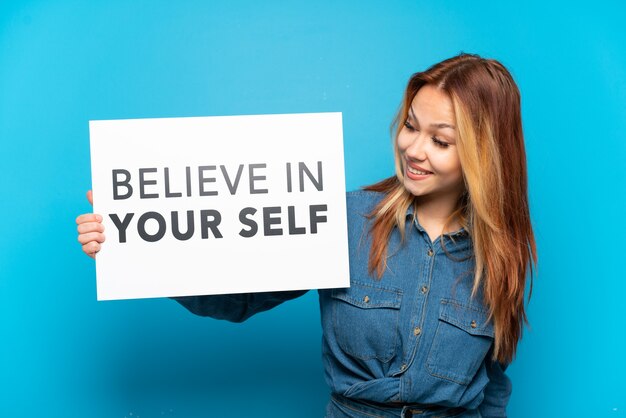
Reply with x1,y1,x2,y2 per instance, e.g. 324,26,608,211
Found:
82,241,101,259
77,221,105,234
78,231,106,245
76,213,102,225
77,207,104,259
87,190,93,206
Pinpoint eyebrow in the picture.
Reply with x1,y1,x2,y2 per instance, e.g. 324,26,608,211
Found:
408,107,456,130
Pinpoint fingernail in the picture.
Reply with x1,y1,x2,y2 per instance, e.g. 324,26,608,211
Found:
96,214,102,222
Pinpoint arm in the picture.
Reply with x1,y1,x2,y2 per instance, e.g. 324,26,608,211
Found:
171,290,309,323
478,356,512,418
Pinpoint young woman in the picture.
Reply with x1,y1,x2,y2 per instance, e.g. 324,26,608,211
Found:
77,53,536,417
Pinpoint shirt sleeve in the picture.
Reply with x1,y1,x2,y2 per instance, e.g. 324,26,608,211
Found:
170,289,309,323
478,355,512,418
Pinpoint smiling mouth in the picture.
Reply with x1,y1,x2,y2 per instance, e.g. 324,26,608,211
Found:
407,167,431,175
406,163,433,176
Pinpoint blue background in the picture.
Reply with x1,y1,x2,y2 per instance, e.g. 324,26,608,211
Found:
1,1,624,417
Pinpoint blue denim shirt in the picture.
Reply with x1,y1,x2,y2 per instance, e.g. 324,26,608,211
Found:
173,190,512,417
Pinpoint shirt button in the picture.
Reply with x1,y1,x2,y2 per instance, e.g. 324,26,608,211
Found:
427,248,434,256
470,320,477,328
400,363,407,371
413,326,422,336
363,295,370,303
421,285,428,294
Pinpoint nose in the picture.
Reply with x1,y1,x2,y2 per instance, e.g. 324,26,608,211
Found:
404,133,427,162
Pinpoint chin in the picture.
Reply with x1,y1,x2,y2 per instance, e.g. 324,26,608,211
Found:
403,179,426,197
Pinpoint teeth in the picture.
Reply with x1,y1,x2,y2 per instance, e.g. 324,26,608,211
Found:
408,166,431,175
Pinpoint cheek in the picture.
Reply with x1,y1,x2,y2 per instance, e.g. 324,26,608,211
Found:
396,133,410,153
448,159,463,184
435,153,462,177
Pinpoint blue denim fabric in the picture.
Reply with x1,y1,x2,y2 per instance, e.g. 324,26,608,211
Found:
326,393,482,417
173,190,512,418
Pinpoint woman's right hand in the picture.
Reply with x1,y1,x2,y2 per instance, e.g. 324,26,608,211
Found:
76,190,106,259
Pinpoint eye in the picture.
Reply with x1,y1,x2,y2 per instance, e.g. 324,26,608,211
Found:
403,120,418,132
432,136,450,148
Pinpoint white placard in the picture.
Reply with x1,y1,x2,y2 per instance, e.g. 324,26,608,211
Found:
89,113,349,301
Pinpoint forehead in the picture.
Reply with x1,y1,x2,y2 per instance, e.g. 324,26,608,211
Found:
410,84,455,124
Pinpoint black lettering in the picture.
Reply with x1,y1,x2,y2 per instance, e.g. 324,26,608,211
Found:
164,167,182,198
238,207,258,238
263,206,282,236
139,168,159,199
109,213,134,243
185,166,192,197
221,164,244,195
298,161,323,192
171,210,194,241
288,206,306,234
200,209,223,238
137,211,166,242
198,166,218,196
112,169,133,200
249,163,268,194
309,204,327,234
286,162,292,193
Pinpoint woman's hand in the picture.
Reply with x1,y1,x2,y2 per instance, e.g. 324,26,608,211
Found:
76,190,105,259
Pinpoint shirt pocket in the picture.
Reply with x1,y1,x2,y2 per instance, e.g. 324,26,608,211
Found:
426,298,495,385
331,281,402,362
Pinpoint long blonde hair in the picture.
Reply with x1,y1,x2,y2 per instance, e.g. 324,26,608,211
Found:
365,53,537,364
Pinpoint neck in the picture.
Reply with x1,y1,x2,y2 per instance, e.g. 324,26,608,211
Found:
415,192,462,236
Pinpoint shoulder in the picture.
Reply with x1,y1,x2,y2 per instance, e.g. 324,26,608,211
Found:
344,190,385,242
346,189,385,216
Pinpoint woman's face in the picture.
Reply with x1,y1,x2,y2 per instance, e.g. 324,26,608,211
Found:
397,84,464,204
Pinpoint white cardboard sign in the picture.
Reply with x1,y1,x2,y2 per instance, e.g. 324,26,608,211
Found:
89,113,349,301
